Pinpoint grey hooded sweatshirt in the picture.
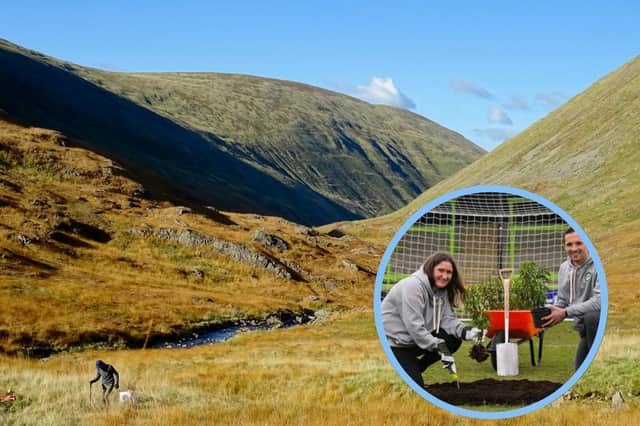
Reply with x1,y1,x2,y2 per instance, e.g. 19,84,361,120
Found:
382,268,466,351
555,256,600,333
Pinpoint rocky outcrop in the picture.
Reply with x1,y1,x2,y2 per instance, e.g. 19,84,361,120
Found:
153,228,301,281
252,229,289,252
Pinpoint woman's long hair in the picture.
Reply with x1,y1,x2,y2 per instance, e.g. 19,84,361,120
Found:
422,252,466,307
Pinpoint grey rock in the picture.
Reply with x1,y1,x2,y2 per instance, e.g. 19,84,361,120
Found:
313,309,331,322
17,234,32,245
351,246,377,255
341,258,359,271
253,229,289,252
323,280,337,291
125,223,153,238
295,226,318,236
612,391,626,409
280,259,305,275
154,228,293,280
61,167,81,176
266,316,283,327
253,229,267,242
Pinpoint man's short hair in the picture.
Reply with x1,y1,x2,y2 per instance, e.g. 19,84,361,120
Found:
564,227,576,238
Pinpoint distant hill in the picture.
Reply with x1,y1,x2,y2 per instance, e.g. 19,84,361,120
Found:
0,39,484,225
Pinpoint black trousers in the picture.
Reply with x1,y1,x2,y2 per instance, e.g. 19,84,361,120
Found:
391,330,462,388
574,310,600,371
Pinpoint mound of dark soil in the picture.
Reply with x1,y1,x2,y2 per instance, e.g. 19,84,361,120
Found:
426,378,562,406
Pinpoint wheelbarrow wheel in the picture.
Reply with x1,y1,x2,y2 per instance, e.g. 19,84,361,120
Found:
488,331,506,372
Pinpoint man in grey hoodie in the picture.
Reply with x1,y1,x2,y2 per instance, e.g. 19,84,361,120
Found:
382,252,481,388
542,228,600,370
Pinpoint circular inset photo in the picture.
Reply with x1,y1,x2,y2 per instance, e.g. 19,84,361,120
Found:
374,186,607,419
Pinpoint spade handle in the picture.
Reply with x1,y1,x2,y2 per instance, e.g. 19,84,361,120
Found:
500,268,513,342
499,268,513,281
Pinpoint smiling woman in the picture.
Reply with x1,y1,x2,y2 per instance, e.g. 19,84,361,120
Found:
381,251,478,389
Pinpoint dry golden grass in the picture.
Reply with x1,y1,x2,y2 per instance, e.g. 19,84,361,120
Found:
1,309,638,425
0,118,379,353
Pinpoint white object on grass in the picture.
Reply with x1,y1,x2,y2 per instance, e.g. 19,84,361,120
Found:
119,390,139,404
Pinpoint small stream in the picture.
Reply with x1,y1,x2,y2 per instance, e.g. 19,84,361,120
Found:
153,310,316,349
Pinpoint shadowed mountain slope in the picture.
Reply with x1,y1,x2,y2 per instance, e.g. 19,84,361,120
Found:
0,39,484,225
0,41,357,226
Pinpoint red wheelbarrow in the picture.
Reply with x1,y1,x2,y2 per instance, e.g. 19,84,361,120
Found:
485,310,545,371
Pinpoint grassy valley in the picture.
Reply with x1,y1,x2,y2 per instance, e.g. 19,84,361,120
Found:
1,41,639,425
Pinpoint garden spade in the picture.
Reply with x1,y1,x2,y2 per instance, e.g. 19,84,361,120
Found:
497,268,519,376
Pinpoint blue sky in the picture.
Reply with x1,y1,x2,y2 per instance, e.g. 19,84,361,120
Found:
2,1,638,151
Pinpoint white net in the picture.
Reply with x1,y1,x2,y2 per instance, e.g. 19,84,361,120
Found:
385,192,569,295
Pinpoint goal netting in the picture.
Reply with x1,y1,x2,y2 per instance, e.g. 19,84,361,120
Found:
385,192,569,300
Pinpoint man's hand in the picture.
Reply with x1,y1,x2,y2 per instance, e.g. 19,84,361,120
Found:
542,306,567,327
115,383,119,390
463,327,482,341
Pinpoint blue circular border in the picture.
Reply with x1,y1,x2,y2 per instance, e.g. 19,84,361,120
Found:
373,185,608,419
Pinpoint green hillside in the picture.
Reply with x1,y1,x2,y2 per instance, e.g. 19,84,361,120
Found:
338,55,640,330
0,38,484,225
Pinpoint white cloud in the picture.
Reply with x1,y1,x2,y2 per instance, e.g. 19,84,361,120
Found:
473,128,517,143
450,79,493,99
345,77,416,110
535,92,569,108
487,106,513,125
503,95,530,111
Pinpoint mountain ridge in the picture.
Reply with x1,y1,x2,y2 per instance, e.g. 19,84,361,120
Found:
0,38,484,225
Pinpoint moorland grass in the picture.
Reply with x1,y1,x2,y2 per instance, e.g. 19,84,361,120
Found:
1,310,638,426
